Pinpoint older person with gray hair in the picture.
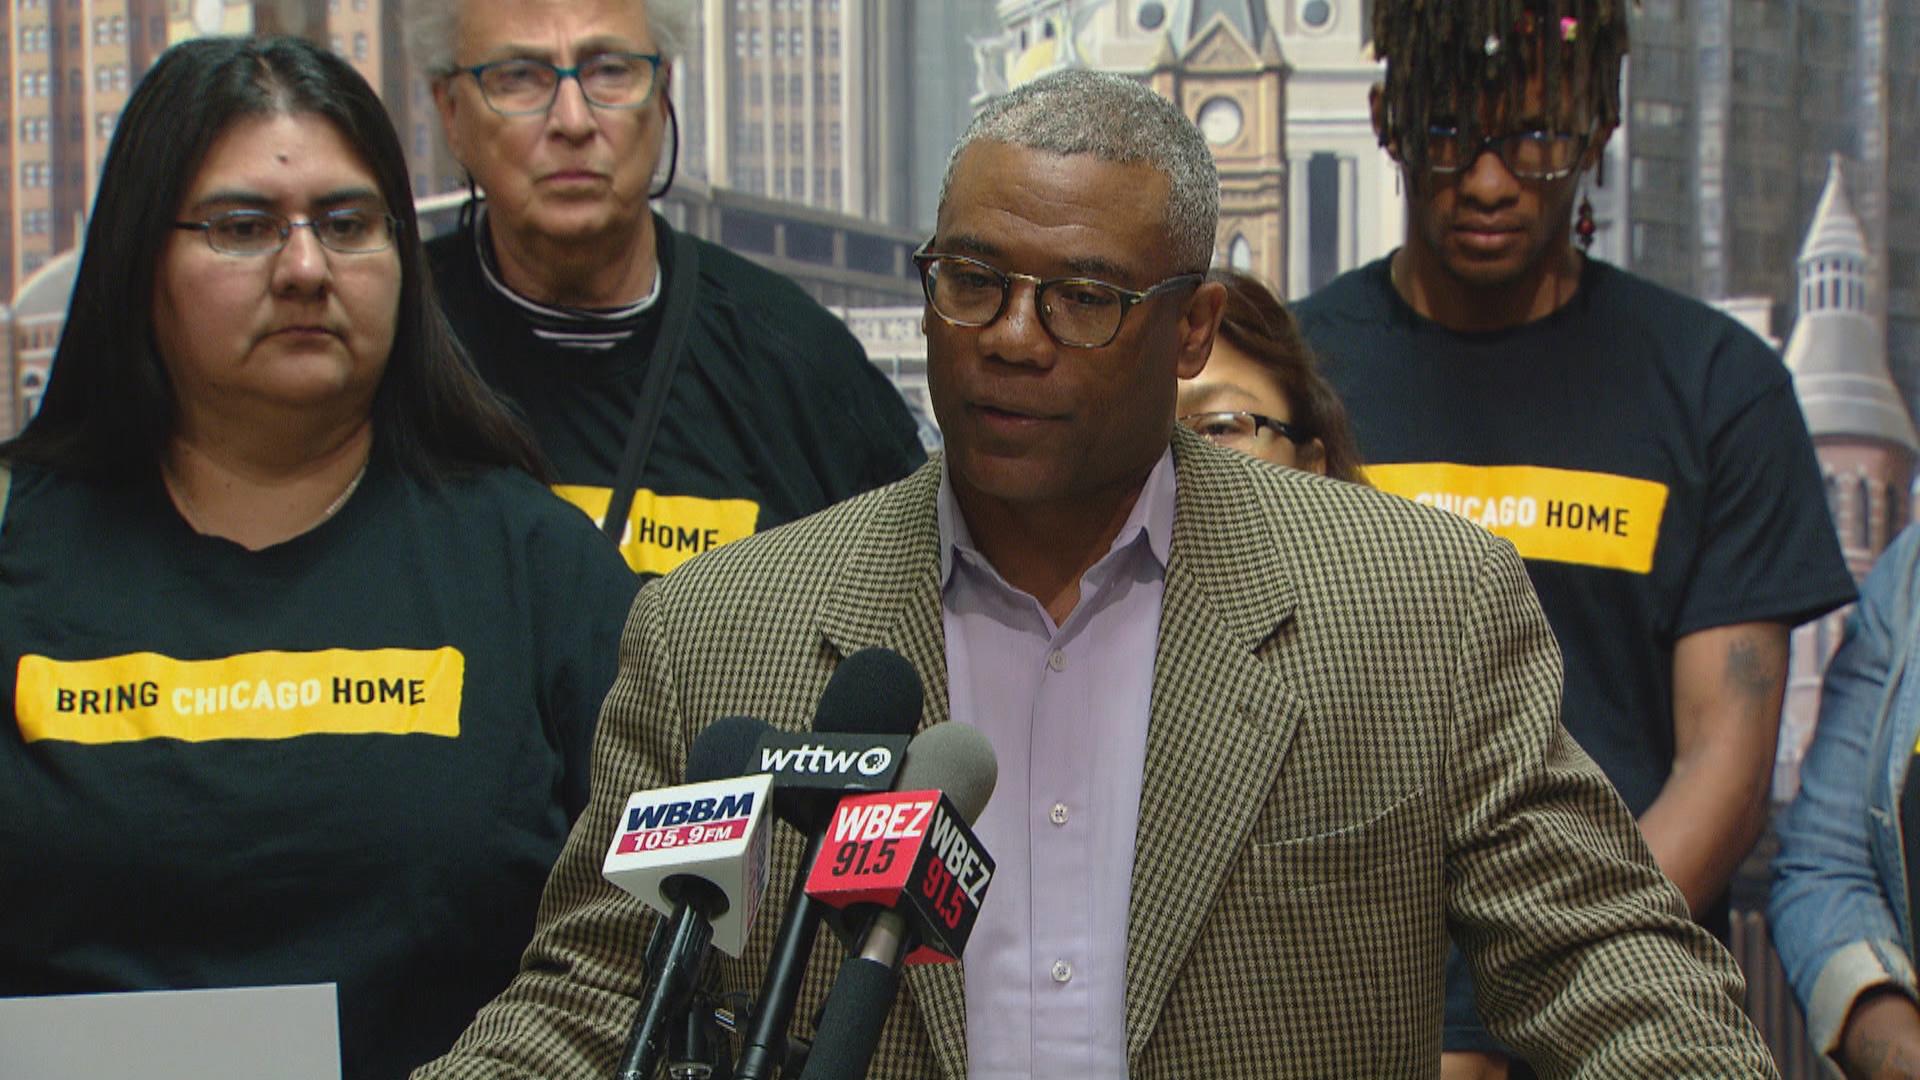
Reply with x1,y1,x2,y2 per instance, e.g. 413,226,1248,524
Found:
405,0,923,578
414,69,1777,1079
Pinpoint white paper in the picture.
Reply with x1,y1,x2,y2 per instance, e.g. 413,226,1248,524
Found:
0,983,340,1080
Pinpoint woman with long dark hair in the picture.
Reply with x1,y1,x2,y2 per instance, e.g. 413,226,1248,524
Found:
0,37,637,1079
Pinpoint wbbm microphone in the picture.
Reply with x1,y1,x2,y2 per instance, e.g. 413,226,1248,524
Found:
797,722,998,1080
602,714,774,1080
733,647,924,1080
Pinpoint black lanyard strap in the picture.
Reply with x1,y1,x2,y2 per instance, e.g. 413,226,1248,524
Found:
602,226,700,540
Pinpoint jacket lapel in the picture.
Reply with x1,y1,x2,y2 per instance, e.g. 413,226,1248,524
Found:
1124,430,1305,1065
816,460,969,1080
815,460,951,732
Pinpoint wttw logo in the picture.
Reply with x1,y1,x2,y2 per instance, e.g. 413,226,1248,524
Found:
758,743,894,777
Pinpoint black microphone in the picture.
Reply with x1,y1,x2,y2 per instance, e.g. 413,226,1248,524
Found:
606,715,774,1080
733,647,925,1080
796,723,998,1080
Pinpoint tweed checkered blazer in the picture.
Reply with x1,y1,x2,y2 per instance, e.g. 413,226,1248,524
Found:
417,428,1777,1079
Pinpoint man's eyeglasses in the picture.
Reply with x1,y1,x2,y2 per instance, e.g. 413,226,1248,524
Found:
172,208,399,256
456,53,663,116
912,244,1204,349
1423,124,1588,181
1178,411,1311,449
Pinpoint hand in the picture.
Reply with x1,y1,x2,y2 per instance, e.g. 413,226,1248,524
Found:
1441,1050,1509,1080
1841,989,1920,1079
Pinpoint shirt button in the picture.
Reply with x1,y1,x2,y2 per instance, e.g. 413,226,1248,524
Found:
1050,802,1069,826
1052,960,1073,984
1047,650,1067,672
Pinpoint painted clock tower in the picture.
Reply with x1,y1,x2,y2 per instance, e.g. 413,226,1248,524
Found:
982,1,1395,297
1140,3,1289,290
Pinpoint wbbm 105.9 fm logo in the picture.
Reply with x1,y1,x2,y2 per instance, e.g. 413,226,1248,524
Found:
614,790,759,853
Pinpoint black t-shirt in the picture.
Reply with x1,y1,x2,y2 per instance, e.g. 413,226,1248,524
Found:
1298,256,1853,818
0,452,638,1080
428,212,928,578
1904,752,1920,972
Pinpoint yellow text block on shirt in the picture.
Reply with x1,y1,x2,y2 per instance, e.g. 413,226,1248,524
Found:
553,484,760,576
1364,463,1671,574
16,648,464,744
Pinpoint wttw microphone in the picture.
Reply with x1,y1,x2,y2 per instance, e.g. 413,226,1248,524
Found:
603,714,774,1080
797,722,999,1080
732,647,924,1080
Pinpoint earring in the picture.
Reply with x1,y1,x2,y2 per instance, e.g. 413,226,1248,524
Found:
1575,191,1597,253
648,96,681,200
459,171,480,233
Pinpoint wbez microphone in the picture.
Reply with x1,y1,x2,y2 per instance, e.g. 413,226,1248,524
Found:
733,647,924,1080
797,721,998,1080
600,714,775,1080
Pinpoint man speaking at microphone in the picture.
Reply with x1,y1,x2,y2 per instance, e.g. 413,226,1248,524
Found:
418,71,1777,1078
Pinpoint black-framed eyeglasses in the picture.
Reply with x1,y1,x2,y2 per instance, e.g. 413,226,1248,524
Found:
171,208,399,256
1423,124,1589,181
912,242,1204,349
1178,411,1311,448
455,53,664,116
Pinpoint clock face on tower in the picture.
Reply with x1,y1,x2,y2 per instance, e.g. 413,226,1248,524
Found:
192,0,224,35
1197,96,1244,146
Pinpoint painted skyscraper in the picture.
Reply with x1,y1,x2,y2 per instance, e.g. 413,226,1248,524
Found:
1625,0,1919,416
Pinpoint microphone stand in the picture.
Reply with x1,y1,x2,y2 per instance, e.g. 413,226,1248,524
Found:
615,904,715,1080
662,990,733,1080
732,830,827,1079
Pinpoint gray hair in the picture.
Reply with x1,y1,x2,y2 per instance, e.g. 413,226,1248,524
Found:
939,69,1219,272
401,0,696,75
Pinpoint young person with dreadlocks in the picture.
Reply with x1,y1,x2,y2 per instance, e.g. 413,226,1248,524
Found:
1294,5,1853,1078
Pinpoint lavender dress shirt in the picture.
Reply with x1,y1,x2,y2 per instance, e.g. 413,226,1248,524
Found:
937,450,1174,1080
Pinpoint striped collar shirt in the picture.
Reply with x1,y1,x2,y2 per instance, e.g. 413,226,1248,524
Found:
472,210,662,352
